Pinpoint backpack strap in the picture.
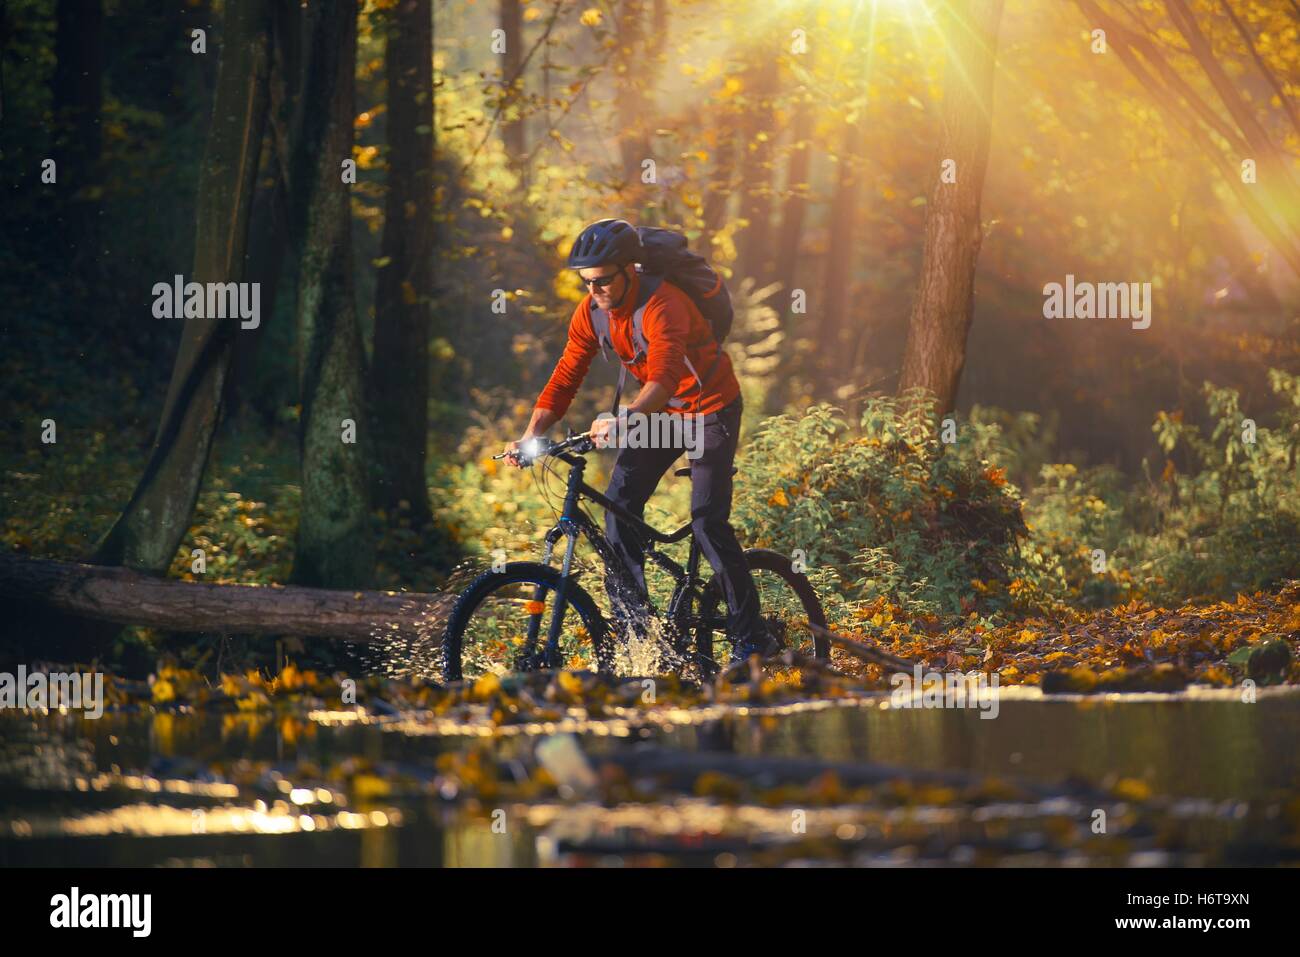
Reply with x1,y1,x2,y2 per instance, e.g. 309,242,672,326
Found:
625,274,660,360
665,355,705,412
590,273,661,415
588,274,711,416
670,349,723,414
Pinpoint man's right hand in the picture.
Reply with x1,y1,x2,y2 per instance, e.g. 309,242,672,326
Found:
503,437,530,468
506,409,558,469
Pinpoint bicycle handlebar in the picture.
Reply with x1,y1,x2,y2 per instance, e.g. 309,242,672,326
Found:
493,431,596,465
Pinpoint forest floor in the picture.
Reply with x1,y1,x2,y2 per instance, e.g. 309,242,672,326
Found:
4,580,1298,867
837,578,1300,693
57,576,1299,723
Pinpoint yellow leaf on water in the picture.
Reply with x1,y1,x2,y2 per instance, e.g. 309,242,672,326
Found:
236,690,270,711
557,671,584,697
278,663,303,692
472,673,501,701
1113,777,1151,801
353,773,391,799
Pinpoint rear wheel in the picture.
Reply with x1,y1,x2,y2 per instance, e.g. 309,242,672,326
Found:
440,562,612,682
692,548,828,678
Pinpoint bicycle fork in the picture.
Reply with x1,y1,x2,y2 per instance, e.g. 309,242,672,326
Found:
519,523,580,671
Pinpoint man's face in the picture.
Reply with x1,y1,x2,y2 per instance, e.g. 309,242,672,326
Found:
578,264,627,310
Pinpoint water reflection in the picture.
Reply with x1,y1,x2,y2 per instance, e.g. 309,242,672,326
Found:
699,695,1300,801
2,691,1297,866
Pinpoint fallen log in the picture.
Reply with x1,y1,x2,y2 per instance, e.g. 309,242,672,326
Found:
809,621,916,671
0,554,453,642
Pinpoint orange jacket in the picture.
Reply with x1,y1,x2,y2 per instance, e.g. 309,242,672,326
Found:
535,272,740,419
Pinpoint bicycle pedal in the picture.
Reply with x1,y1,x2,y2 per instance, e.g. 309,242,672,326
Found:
764,616,789,650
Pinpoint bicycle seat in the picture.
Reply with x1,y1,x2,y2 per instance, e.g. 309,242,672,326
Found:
674,465,738,477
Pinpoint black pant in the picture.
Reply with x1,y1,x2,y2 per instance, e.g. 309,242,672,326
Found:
602,397,761,644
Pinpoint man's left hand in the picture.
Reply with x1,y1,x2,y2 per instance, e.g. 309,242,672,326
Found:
589,413,621,449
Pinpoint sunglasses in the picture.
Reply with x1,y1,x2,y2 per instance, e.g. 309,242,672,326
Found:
580,270,623,289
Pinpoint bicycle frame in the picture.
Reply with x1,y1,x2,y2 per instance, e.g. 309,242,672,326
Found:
520,448,716,670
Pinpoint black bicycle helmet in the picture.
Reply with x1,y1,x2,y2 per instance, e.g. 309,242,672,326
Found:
566,219,641,269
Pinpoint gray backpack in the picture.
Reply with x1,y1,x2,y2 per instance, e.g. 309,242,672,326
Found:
588,228,732,415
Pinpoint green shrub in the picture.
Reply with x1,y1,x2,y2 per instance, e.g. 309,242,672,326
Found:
731,390,1028,619
1133,369,1300,600
733,370,1300,623
967,404,1060,492
996,369,1300,609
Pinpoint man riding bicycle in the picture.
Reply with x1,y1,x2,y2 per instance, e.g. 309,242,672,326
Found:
505,219,778,664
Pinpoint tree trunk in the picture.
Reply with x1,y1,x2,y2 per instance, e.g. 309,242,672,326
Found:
499,0,525,175
285,0,375,588
774,78,814,311
94,0,272,573
897,0,1005,413
701,113,738,251
51,0,103,283
736,55,779,284
226,167,290,426
52,0,103,182
0,9,6,125
819,119,865,369
371,0,434,528
614,0,669,212
0,555,450,643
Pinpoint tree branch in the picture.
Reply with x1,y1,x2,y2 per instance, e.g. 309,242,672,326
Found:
457,0,567,179
1076,0,1300,276
1165,0,1300,197
1092,6,1249,156
1218,0,1300,143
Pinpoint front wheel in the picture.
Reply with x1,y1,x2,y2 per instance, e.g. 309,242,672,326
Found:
441,562,612,682
693,548,829,677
